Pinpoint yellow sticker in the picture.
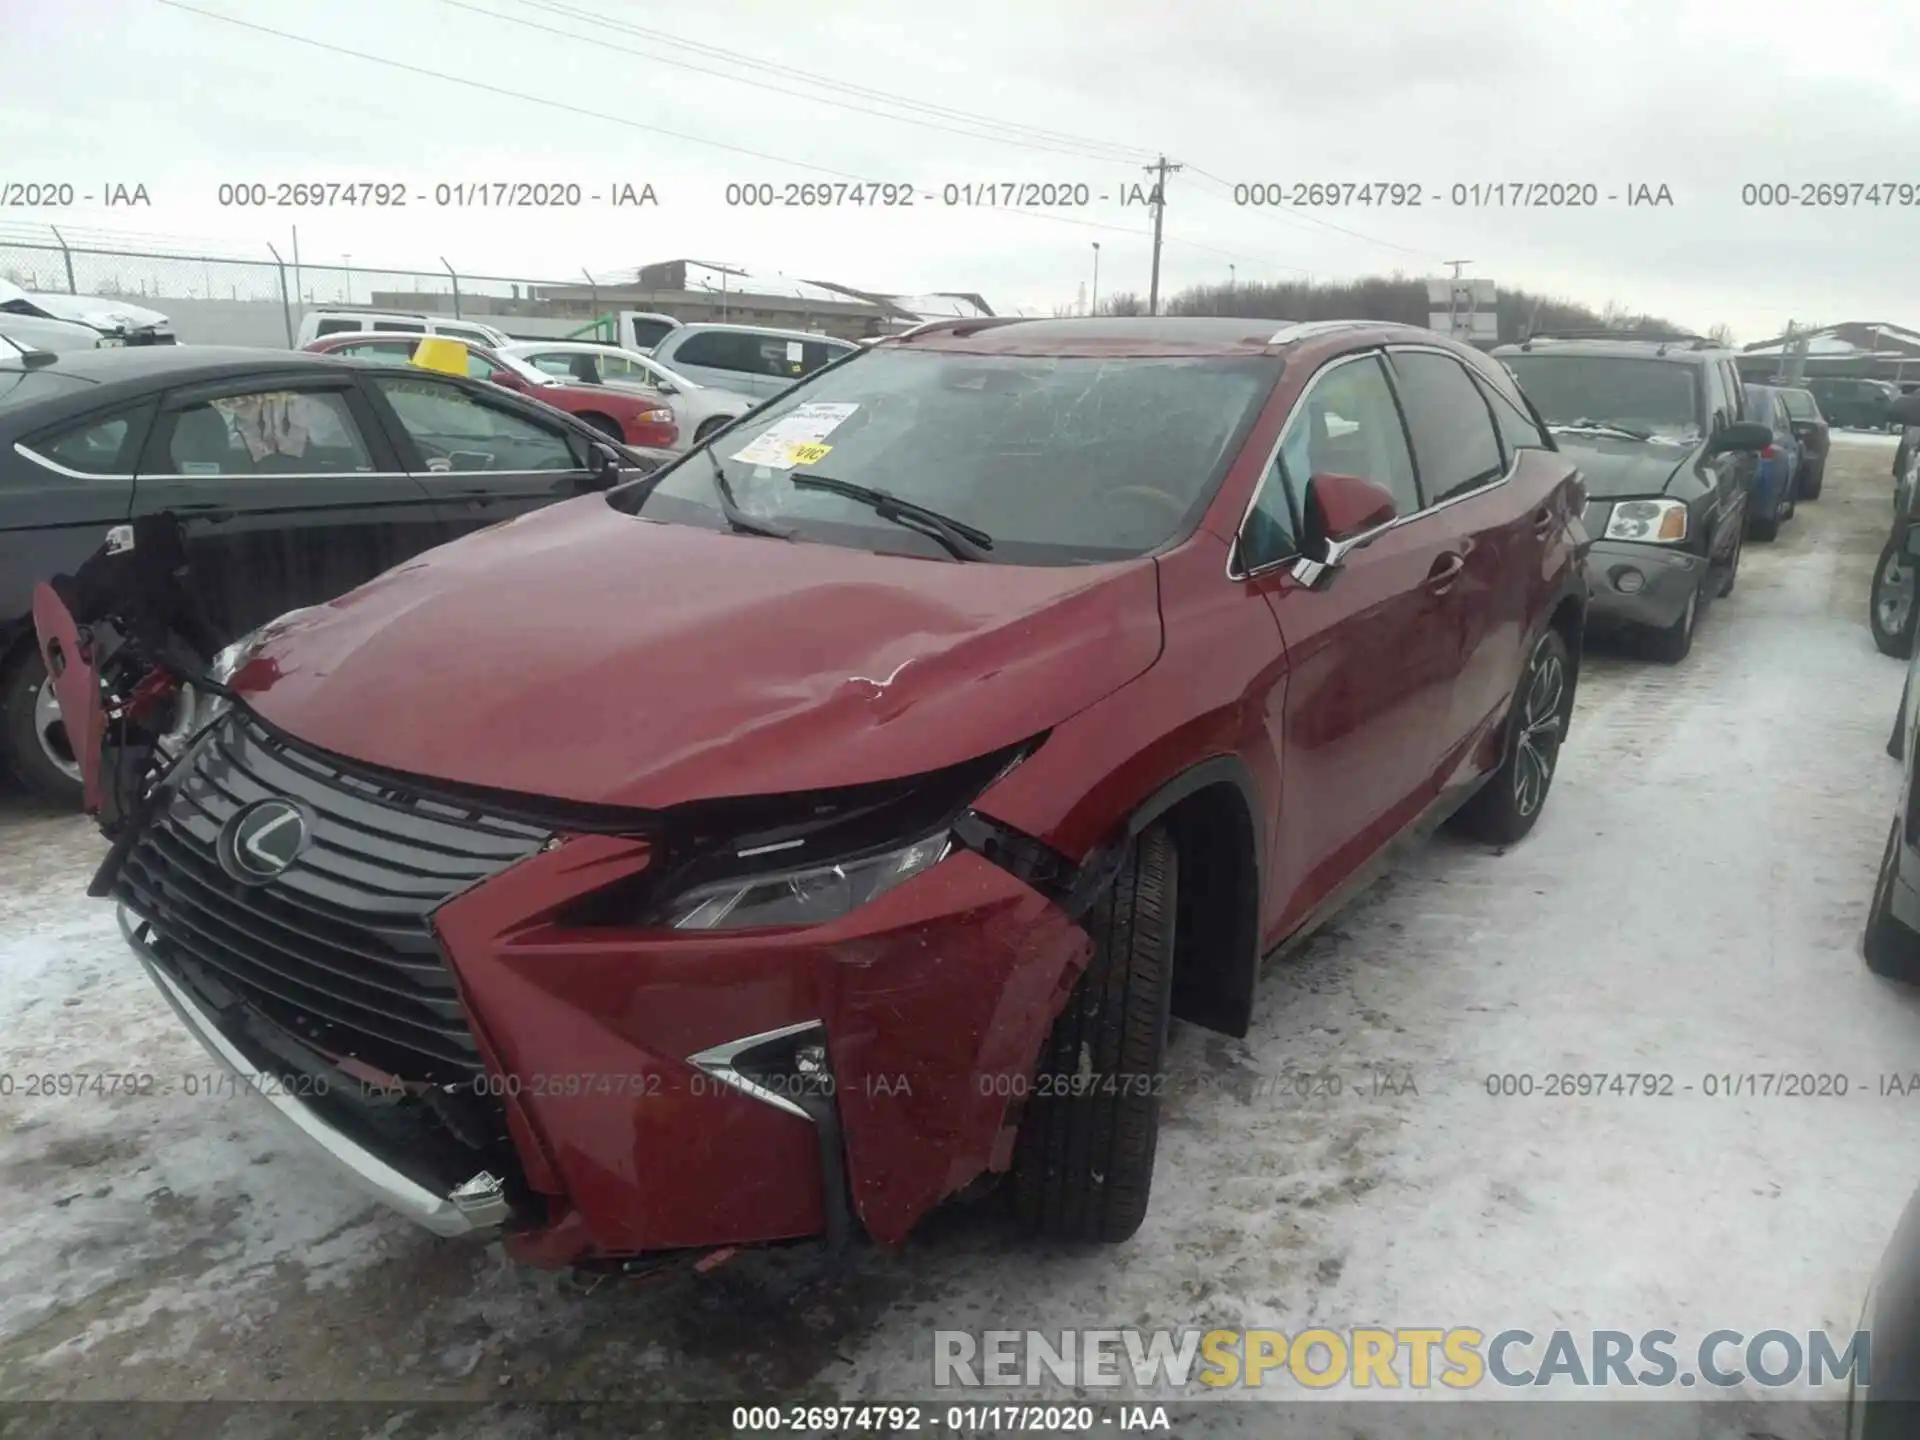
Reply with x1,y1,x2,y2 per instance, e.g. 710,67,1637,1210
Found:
788,442,832,466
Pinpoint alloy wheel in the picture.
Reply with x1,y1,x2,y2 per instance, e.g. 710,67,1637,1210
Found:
1513,641,1566,818
31,675,82,784
1880,556,1916,641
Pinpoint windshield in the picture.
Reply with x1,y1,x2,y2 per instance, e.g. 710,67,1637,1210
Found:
1500,355,1703,441
614,348,1281,564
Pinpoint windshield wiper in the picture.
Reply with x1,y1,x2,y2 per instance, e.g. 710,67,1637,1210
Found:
787,474,995,561
704,448,794,539
1552,418,1654,441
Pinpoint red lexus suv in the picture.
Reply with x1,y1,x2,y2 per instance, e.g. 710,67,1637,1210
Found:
42,317,1587,1267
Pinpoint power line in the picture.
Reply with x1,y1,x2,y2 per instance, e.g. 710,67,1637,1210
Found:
505,0,1158,165
154,2,1160,246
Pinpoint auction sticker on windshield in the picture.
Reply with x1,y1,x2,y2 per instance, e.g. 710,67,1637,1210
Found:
730,402,859,469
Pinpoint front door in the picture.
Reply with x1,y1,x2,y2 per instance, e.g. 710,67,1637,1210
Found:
359,371,597,538
131,374,445,640
1238,351,1471,936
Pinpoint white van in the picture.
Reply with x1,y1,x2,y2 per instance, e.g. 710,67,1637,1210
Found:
295,309,512,349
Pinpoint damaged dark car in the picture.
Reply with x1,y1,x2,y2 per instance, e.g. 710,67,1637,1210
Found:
39,316,1589,1269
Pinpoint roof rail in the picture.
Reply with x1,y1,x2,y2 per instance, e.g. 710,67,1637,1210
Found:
1521,327,1711,345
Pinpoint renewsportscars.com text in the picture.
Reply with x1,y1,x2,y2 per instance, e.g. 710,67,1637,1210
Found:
932,1327,1868,1391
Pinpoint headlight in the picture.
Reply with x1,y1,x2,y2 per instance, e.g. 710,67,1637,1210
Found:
657,833,953,930
169,607,323,740
1603,498,1688,543
638,408,673,425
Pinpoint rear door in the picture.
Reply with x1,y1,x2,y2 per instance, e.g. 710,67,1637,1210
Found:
659,330,779,397
359,370,599,536
1384,345,1540,763
131,373,444,640
1239,350,1468,933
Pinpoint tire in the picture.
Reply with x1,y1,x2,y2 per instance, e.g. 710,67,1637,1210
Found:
1451,627,1572,845
1865,817,1920,982
1645,582,1699,664
1010,826,1177,1244
579,412,623,439
1872,540,1920,660
1749,504,1780,543
0,644,84,805
1801,460,1824,500
1892,673,1909,761
694,416,734,444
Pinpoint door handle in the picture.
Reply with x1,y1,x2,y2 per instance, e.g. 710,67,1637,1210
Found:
1531,505,1555,538
1426,552,1466,590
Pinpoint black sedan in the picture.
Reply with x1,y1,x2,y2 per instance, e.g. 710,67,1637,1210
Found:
0,344,667,802
1848,1176,1920,1436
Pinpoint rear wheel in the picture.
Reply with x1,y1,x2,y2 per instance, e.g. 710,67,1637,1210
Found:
1749,502,1780,543
1865,818,1920,982
0,645,83,805
1645,583,1699,664
1010,826,1177,1243
1800,459,1824,500
1451,627,1571,845
1872,540,1920,660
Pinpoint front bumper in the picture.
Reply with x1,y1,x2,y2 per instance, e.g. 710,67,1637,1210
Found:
1581,539,1705,630
118,905,511,1237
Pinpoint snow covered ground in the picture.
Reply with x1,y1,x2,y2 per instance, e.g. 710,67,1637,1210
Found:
0,436,1913,1436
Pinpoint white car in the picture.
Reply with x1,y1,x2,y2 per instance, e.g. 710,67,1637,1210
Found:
501,340,755,448
0,277,159,347
295,309,513,350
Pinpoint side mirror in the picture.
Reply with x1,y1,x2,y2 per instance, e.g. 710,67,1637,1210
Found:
490,368,526,391
1293,472,1398,581
1706,421,1772,455
586,441,624,490
1890,394,1920,427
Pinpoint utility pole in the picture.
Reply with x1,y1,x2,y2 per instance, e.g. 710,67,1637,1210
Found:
1090,241,1100,316
1445,259,1472,279
1145,154,1183,316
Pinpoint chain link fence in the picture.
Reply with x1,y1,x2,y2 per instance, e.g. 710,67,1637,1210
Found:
0,226,642,348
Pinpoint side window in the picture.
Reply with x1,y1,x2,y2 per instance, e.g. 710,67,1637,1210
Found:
1272,353,1420,530
760,337,803,379
313,318,362,337
1472,372,1552,458
799,340,848,375
462,351,501,381
1386,351,1506,503
22,405,146,475
371,375,581,472
526,353,577,379
1240,448,1299,571
1704,363,1729,431
670,331,758,375
338,341,415,363
377,321,426,335
161,389,373,476
1723,363,1746,421
437,326,491,346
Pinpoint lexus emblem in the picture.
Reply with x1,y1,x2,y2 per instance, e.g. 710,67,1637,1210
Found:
219,799,310,883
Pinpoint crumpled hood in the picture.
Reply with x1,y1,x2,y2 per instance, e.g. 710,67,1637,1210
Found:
234,496,1165,810
1554,434,1693,498
17,286,171,333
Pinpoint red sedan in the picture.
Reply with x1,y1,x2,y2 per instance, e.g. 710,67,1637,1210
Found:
50,316,1586,1267
302,332,679,449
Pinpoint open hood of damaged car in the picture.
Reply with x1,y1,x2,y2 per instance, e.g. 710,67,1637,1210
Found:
231,495,1165,810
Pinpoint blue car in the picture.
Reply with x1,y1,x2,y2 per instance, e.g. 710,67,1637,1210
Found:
1743,384,1803,540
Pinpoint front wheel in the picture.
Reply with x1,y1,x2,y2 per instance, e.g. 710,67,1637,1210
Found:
0,645,84,805
579,412,623,440
1645,583,1699,664
1010,826,1177,1243
1450,628,1572,845
1865,818,1920,982
1872,539,1920,660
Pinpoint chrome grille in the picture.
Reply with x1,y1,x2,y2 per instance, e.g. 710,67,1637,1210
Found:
117,709,550,1084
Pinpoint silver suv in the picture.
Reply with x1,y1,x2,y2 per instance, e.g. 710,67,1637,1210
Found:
648,323,857,398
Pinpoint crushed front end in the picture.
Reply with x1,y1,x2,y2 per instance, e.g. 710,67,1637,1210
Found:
109,708,1095,1264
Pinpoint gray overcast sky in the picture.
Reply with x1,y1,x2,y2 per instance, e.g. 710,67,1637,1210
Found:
9,0,1920,342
